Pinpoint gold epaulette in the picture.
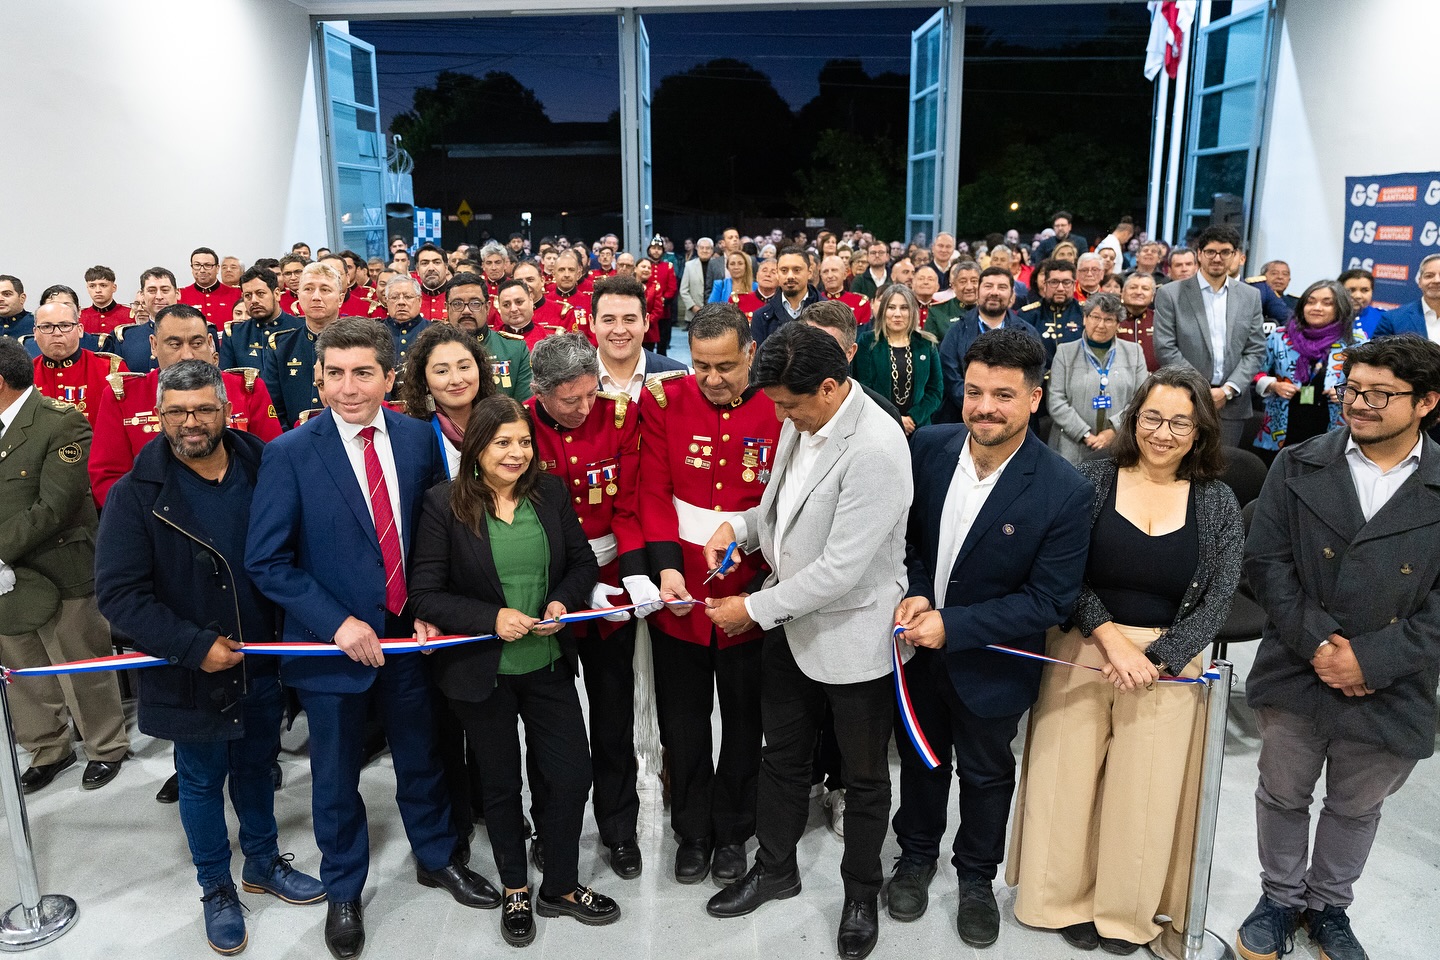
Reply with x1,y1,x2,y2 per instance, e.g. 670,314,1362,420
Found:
224,367,259,392
223,320,239,337
1245,275,1266,283
296,407,326,424
113,321,147,343
855,294,869,306
108,371,147,400
41,395,75,412
1021,301,1040,311
96,352,124,376
598,390,630,427
644,370,687,409
495,329,525,342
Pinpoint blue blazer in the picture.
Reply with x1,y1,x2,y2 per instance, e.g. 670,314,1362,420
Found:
905,426,1093,717
1374,299,1429,339
936,311,1043,422
643,349,689,375
245,406,443,693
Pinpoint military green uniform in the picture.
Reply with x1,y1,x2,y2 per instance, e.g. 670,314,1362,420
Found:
0,389,129,766
476,325,533,400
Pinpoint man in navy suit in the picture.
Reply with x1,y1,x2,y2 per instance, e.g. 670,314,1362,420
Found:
889,329,1093,948
246,318,500,959
937,267,1044,422
1374,252,1440,341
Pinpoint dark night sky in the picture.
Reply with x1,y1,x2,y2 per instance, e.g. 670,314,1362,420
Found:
350,5,1151,130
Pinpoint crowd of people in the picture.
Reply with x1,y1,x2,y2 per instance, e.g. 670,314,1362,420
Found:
0,210,1437,960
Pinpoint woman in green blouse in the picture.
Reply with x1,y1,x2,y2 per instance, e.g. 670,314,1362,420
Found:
853,283,944,435
409,395,615,947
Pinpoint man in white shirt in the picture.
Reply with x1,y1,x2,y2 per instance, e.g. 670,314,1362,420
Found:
591,277,688,402
1153,225,1266,446
887,329,1092,948
1241,334,1440,960
1374,251,1440,343
701,322,912,960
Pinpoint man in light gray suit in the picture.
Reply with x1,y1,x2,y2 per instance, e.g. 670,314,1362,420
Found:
679,237,717,324
1153,224,1266,446
699,321,912,960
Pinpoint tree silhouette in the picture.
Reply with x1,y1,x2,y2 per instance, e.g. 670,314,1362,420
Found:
391,70,551,155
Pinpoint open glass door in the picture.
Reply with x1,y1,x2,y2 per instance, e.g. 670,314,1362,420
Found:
318,23,386,259
906,10,947,246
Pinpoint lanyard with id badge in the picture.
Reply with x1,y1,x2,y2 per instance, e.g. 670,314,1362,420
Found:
1085,344,1117,427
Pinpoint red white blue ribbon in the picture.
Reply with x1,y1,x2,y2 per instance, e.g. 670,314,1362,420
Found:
0,599,706,682
891,626,941,770
982,642,1212,684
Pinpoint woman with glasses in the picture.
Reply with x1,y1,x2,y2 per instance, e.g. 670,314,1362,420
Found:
1047,294,1151,464
1008,365,1243,955
853,283,943,436
1255,280,1360,453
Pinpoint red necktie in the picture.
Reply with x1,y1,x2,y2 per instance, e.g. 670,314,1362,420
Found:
360,426,407,615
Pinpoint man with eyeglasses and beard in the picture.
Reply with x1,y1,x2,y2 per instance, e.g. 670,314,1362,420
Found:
1019,258,1084,367
444,272,531,400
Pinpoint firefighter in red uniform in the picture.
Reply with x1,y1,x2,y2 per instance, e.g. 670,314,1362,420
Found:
334,251,388,320
818,255,872,325
414,243,451,322
80,265,133,336
30,302,127,428
524,332,657,880
89,303,281,506
639,303,778,886
550,249,595,343
177,247,242,328
588,247,618,284
276,253,307,316
634,259,667,350
495,278,564,351
735,259,777,323
477,241,512,303
509,261,565,334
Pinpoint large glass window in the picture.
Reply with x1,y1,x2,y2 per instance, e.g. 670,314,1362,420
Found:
320,24,386,259
906,10,946,245
1181,3,1274,238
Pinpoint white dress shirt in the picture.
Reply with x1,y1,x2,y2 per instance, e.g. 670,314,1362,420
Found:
1198,277,1231,385
599,351,647,402
1424,300,1440,344
934,437,1021,608
1345,434,1423,522
335,408,405,552
0,386,34,437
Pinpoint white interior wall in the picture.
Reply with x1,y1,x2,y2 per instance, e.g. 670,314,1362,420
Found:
1253,0,1440,289
1,0,328,305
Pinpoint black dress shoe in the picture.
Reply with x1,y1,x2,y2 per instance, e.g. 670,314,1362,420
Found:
156,772,180,804
838,897,879,960
608,839,642,880
955,877,1000,948
674,837,713,885
1098,934,1142,955
530,838,545,873
712,843,747,883
325,899,364,960
501,890,535,947
19,753,76,795
705,862,801,918
82,758,123,790
535,886,621,926
416,862,502,909
1061,922,1100,950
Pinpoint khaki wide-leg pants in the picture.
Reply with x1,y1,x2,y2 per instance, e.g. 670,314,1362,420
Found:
1007,624,1206,945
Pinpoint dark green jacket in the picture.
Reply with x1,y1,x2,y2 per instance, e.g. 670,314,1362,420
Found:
0,389,98,601
852,332,944,428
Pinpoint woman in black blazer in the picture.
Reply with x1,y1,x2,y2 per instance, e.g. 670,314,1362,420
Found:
409,395,614,947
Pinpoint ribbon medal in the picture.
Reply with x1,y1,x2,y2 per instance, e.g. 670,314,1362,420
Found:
601,460,619,496
493,360,512,388
586,466,603,504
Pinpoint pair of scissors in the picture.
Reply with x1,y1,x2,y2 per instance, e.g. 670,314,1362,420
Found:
703,542,739,585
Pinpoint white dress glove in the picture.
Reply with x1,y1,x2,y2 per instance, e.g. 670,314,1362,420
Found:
622,575,666,619
591,583,632,622
0,563,14,597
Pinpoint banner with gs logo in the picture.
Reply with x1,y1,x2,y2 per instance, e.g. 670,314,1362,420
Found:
1345,172,1440,311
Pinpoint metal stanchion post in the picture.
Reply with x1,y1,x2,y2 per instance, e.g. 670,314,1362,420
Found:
1150,660,1236,960
0,678,78,951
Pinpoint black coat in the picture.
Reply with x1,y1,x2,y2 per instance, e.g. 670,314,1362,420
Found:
408,473,599,704
95,430,278,742
750,288,821,350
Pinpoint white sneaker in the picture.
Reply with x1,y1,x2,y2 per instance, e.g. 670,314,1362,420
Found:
823,789,846,839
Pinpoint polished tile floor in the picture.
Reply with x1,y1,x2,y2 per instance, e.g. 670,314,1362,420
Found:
3,643,1435,959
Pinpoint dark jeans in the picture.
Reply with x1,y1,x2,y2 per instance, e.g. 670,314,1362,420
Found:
891,647,1025,880
650,626,763,845
756,629,894,902
449,666,591,896
175,673,285,892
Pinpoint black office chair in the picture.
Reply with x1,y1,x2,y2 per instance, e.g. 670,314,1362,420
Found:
1220,446,1269,508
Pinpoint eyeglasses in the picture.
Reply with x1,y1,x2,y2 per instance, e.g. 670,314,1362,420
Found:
35,322,80,334
1338,385,1415,409
158,405,225,427
1136,410,1196,436
447,298,486,313
191,261,218,270
1198,248,1235,259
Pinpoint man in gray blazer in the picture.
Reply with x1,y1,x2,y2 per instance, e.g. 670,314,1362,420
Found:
699,322,913,960
1152,225,1266,446
679,238,717,324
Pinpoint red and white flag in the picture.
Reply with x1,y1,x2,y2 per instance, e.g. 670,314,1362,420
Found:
1145,1,1197,81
